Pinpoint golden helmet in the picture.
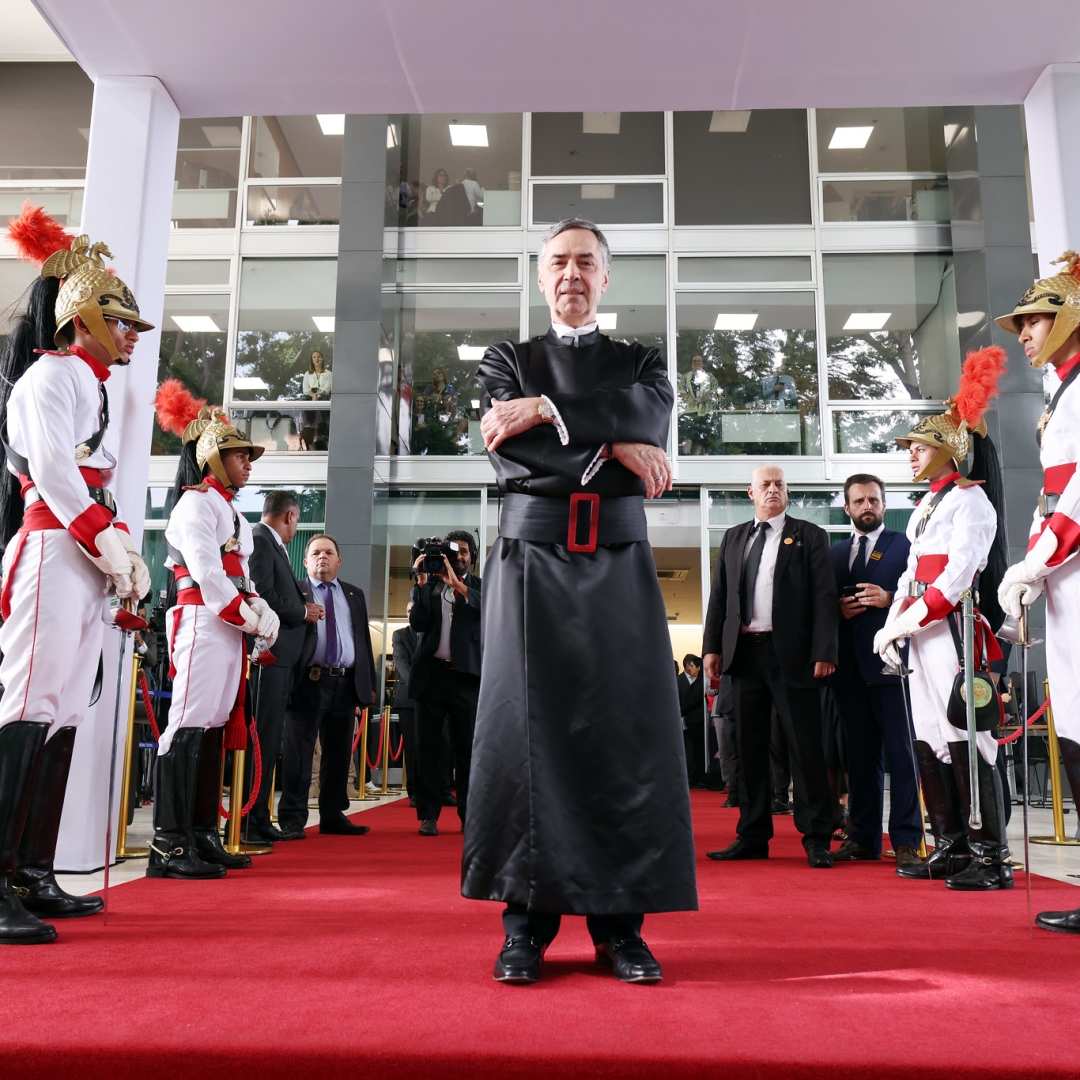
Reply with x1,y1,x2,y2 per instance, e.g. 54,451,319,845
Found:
994,251,1080,368
182,406,264,491
41,235,153,362
895,346,1007,483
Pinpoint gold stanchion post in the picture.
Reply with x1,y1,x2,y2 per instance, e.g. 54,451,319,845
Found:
225,747,272,856
116,652,149,858
269,765,277,822
353,708,377,801
379,705,392,794
1032,679,1080,846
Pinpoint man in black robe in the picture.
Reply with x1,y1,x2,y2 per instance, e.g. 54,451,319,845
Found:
462,218,698,985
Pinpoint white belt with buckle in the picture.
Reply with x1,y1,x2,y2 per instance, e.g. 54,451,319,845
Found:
1039,493,1061,518
908,581,928,598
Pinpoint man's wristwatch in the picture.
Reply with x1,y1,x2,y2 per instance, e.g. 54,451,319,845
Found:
537,397,556,425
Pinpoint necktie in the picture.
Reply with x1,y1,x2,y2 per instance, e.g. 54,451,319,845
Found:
851,534,868,581
740,522,768,626
320,581,339,666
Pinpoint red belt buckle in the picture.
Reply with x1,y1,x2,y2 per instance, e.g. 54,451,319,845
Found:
567,492,600,553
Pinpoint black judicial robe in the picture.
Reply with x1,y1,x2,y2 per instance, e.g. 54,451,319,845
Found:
461,329,698,915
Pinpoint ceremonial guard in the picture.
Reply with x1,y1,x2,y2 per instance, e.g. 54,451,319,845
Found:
873,347,1011,891
149,382,279,880
0,206,152,944
995,253,1080,933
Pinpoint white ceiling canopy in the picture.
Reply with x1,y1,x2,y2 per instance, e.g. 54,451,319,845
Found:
26,0,1080,119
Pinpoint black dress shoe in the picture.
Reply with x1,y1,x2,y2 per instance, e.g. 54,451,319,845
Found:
805,842,834,869
721,796,739,808
1035,907,1080,934
274,822,307,840
493,936,544,983
832,839,880,862
441,794,458,807
13,868,103,919
418,819,439,836
319,816,371,836
706,838,768,861
255,822,305,842
771,799,792,815
595,938,662,983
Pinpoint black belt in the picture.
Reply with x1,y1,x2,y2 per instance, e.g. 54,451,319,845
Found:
24,484,116,516
175,574,252,594
432,658,455,669
499,493,647,553
309,665,352,678
739,630,773,642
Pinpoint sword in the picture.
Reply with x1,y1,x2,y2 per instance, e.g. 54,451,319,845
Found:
961,590,980,830
1018,608,1035,935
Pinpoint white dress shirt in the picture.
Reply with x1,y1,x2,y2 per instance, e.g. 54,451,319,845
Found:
307,575,356,668
742,513,786,632
433,584,455,661
848,522,885,571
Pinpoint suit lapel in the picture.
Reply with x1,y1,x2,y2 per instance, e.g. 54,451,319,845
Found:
773,517,797,585
727,520,752,588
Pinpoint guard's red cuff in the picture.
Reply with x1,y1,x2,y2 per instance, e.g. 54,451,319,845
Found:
1028,521,1048,553
69,503,115,554
113,521,130,535
1046,513,1080,567
921,586,954,623
217,594,246,626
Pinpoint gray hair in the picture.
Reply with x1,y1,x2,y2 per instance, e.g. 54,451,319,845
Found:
538,218,611,271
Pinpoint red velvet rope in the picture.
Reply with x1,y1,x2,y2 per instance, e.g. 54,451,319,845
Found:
351,710,368,754
389,733,404,762
997,698,1051,745
365,718,383,770
219,717,262,819
137,670,162,743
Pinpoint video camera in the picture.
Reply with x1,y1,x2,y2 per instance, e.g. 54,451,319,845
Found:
414,536,469,577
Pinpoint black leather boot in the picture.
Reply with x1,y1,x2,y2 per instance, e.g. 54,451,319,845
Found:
0,722,57,944
14,726,103,918
146,728,225,880
947,742,1014,891
192,728,250,869
897,741,969,880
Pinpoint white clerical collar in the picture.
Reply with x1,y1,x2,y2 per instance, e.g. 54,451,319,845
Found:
551,321,598,343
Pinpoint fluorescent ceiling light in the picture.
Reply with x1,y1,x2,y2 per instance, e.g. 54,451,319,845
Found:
471,399,481,409
233,377,269,391
449,124,488,147
709,110,751,133
387,124,398,149
714,313,758,331
312,316,335,332
582,112,621,135
317,114,345,136
172,315,220,333
201,125,242,148
843,312,891,330
828,125,874,150
581,183,616,200
596,312,617,330
457,345,486,361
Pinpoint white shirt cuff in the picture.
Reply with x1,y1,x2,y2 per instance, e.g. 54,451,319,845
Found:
540,394,569,446
581,445,607,486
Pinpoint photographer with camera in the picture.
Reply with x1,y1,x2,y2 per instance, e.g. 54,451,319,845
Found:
409,531,482,836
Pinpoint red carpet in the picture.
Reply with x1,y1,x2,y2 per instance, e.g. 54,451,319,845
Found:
2,793,1079,1078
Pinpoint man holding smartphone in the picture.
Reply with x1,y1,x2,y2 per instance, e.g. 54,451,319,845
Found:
829,474,923,874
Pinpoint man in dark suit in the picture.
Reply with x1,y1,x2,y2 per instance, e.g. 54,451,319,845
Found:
243,491,325,843
702,465,838,867
391,612,420,807
409,530,481,836
829,474,924,874
278,534,378,836
677,654,706,786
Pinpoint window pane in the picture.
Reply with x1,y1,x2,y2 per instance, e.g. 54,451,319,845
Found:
173,118,242,228
678,256,812,283
249,116,343,178
816,107,946,173
822,178,950,222
235,258,337,401
676,292,820,456
529,255,667,359
153,294,230,454
232,407,330,452
532,182,664,225
385,114,522,228
530,113,665,176
823,254,960,402
708,489,840,528
245,184,341,226
0,188,82,228
0,63,93,180
832,409,928,454
673,110,811,225
166,260,231,286
383,258,519,285
382,293,520,456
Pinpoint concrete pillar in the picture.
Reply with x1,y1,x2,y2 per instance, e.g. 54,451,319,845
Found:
325,115,387,595
1024,64,1080,275
56,76,178,871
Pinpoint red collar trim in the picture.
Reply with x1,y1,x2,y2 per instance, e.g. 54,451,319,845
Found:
68,345,112,382
930,471,961,493
204,475,234,502
1054,351,1080,383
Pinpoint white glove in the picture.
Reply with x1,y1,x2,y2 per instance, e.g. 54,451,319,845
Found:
873,598,930,658
247,597,280,645
83,525,134,598
998,560,1045,619
116,529,151,600
235,599,261,636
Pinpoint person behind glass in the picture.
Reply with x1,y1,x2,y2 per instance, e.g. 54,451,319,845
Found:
678,654,706,787
461,168,485,217
677,355,718,455
302,350,332,401
277,534,377,836
827,474,924,875
241,490,325,844
702,465,839,868
425,168,450,216
408,531,482,836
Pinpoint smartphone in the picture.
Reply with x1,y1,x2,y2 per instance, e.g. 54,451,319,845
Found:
842,585,861,598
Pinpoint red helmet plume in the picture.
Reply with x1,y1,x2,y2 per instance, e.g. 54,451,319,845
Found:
155,379,206,437
953,346,1007,430
6,202,72,266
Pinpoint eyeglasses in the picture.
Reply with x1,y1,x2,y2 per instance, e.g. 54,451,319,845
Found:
105,317,139,334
